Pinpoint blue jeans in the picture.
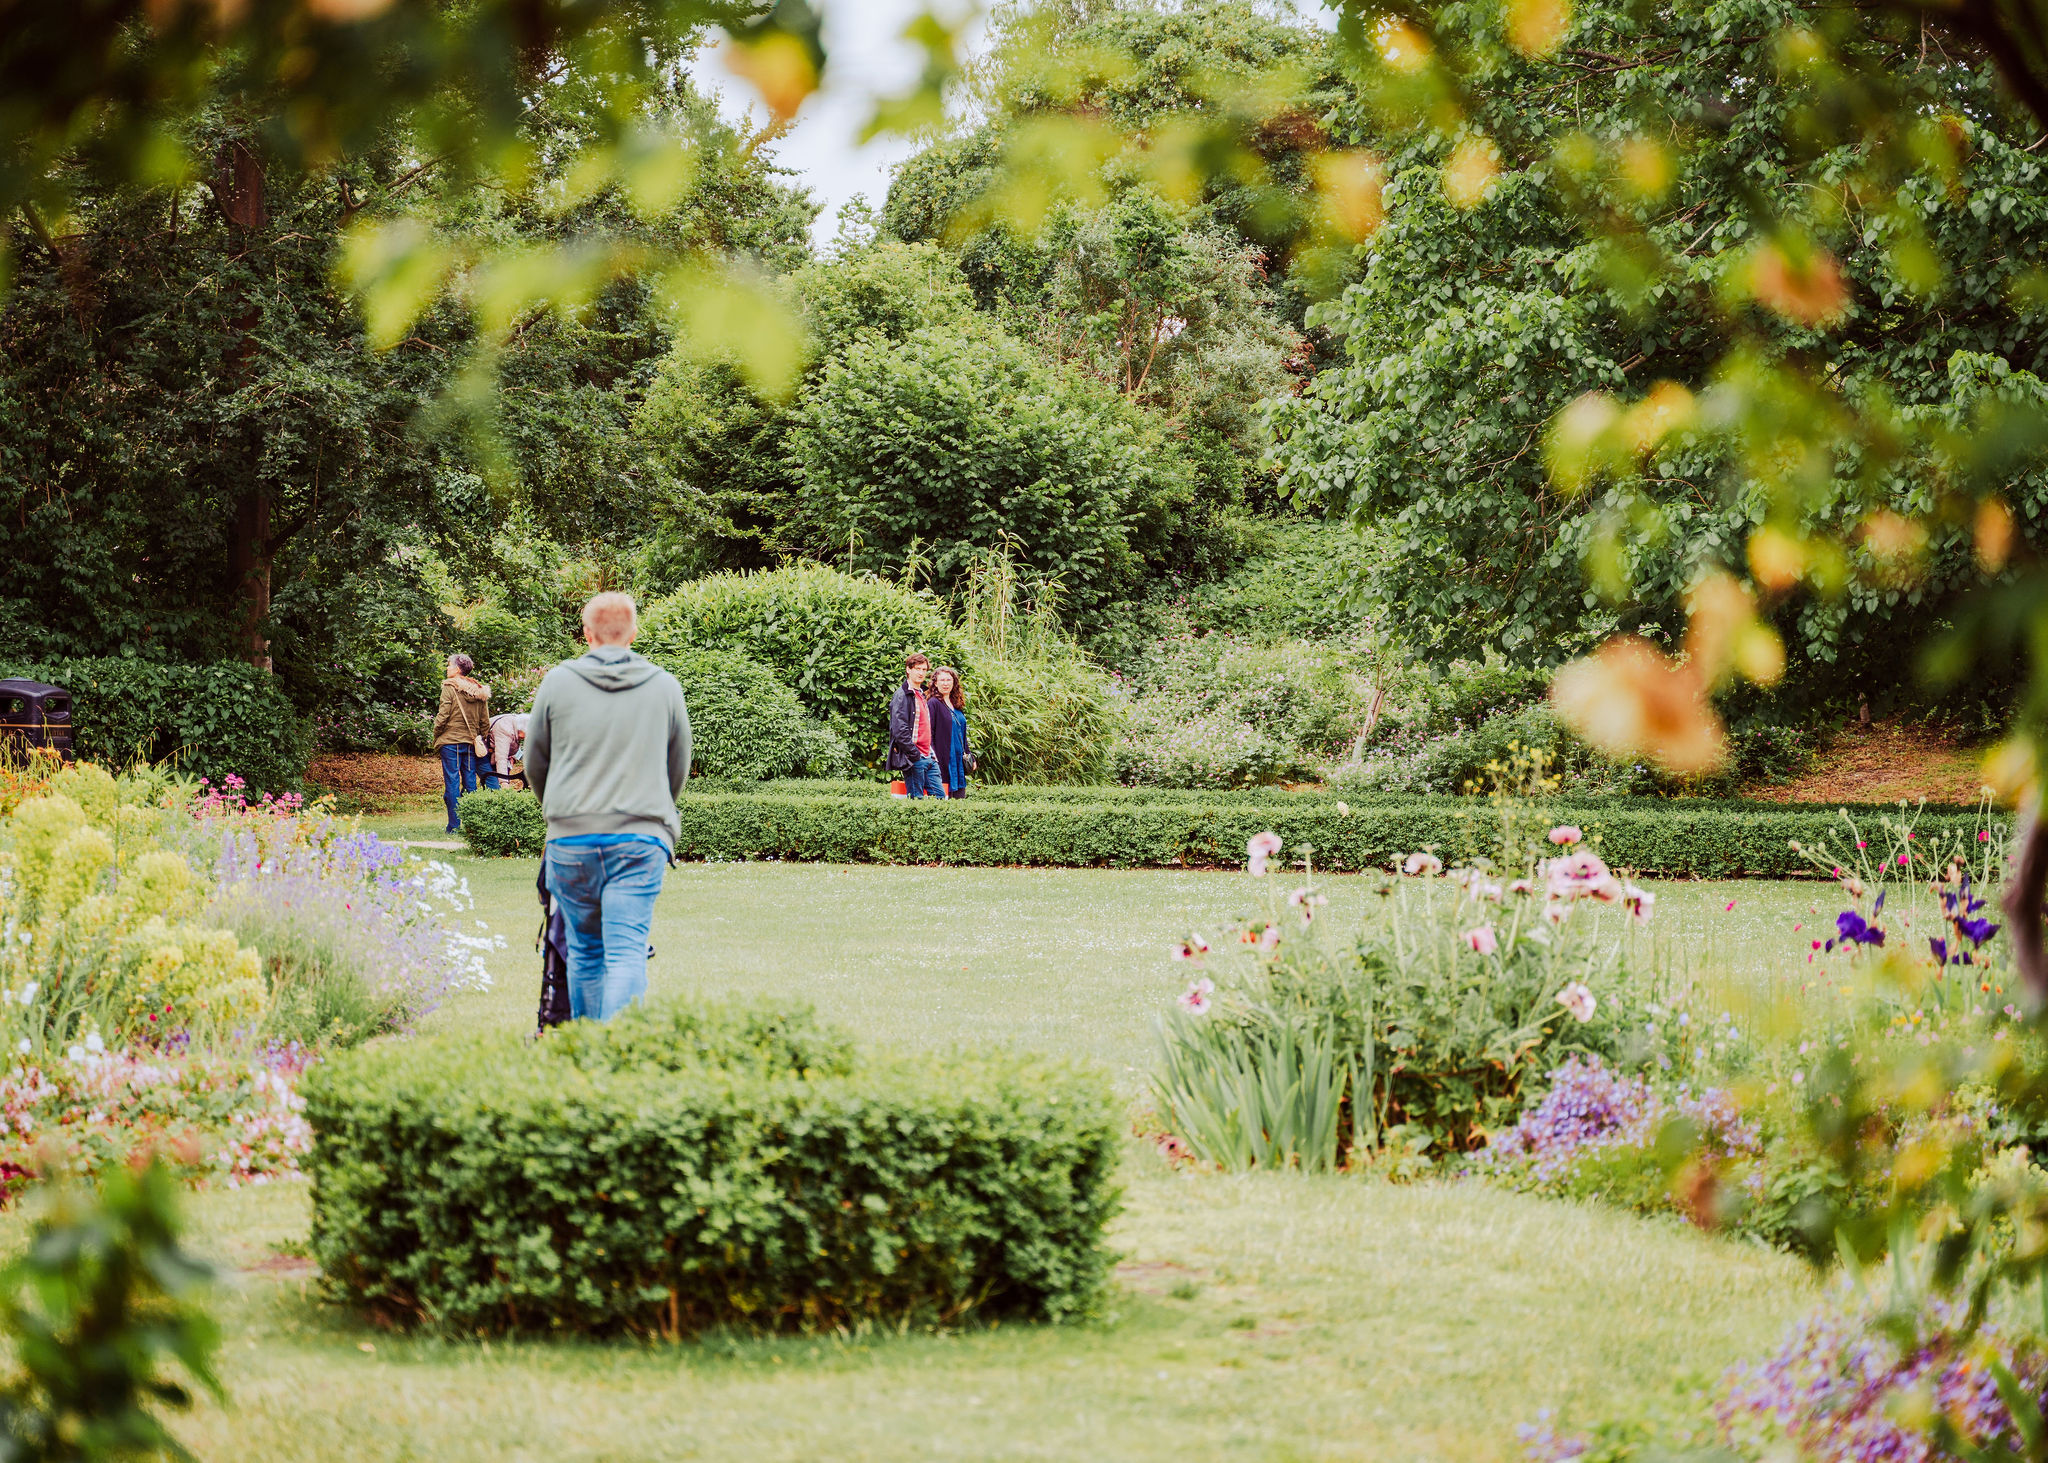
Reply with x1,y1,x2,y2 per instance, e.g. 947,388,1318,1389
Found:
439,745,477,831
543,840,667,1020
906,754,944,798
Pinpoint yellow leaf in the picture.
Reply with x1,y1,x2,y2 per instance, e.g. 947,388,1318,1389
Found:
306,0,396,19
1860,509,1926,563
1312,150,1387,241
1443,137,1501,209
1747,525,1806,592
658,258,807,401
1376,18,1434,72
722,33,819,127
1682,569,1754,689
1976,496,2015,572
621,127,697,220
1551,637,1726,775
1546,391,1620,492
1983,737,2038,806
1617,136,1673,202
1748,239,1849,327
1504,0,1570,58
1622,379,1695,452
336,218,452,350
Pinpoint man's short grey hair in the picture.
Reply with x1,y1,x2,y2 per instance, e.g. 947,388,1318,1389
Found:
582,591,638,643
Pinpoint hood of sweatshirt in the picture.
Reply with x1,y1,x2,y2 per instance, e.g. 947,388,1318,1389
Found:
567,645,661,693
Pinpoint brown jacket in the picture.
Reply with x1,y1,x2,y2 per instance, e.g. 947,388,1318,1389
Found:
431,675,491,751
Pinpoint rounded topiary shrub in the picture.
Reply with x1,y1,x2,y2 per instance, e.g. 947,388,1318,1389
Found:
638,565,969,766
646,648,809,782
302,999,1121,1336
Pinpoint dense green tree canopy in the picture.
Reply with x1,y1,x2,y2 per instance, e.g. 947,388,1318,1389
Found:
1267,0,2048,692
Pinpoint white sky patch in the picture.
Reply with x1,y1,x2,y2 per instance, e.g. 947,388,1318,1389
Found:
701,0,991,248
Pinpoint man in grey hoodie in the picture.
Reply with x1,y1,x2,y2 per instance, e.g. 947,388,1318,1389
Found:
524,591,692,1020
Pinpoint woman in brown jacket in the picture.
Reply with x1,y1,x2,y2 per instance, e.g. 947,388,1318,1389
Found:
432,653,491,832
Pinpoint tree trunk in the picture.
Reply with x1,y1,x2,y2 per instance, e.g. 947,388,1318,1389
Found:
2005,800,2048,1008
213,138,271,671
229,490,272,672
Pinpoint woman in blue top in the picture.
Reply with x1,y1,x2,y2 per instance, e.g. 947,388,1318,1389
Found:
926,666,973,798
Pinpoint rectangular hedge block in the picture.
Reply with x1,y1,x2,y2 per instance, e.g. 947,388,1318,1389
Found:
456,785,2001,878
303,1000,1121,1337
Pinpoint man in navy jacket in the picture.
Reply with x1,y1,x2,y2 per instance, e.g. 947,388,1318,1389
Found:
886,653,943,798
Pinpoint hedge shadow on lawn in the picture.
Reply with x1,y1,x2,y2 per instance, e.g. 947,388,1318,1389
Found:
304,1000,1122,1338
455,786,2002,878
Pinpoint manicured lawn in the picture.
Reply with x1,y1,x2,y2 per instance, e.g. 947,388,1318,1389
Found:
161,1165,1808,1462
407,846,1827,1081
144,845,1831,1460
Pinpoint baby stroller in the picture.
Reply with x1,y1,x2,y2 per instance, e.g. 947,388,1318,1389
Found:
536,864,572,1031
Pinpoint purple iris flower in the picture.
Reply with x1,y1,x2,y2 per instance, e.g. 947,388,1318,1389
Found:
1958,916,1999,946
1930,936,1948,966
1826,909,1885,953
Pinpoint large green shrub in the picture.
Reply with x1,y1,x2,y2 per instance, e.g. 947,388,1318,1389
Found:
0,658,310,792
303,999,1121,1336
644,648,808,781
454,604,537,685
1114,633,1376,788
638,565,969,765
788,325,1189,633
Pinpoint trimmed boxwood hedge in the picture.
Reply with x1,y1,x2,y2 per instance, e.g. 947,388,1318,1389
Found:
1,657,311,792
457,784,2002,877
456,787,546,856
304,1000,1121,1337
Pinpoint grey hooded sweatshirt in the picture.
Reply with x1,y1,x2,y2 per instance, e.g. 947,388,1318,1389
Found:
524,646,692,852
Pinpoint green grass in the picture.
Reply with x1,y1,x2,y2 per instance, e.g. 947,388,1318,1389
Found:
139,840,1832,1460
154,1163,1808,1462
409,846,1824,1082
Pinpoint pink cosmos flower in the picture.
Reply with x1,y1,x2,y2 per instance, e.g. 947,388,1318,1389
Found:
1172,935,1210,963
1403,852,1444,877
1898,852,1910,866
1547,826,1584,847
1179,978,1215,1015
1555,982,1597,1022
1725,901,1736,912
1981,830,1992,843
1464,924,1498,955
1246,830,1284,878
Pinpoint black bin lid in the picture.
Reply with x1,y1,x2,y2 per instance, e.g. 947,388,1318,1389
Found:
0,680,69,708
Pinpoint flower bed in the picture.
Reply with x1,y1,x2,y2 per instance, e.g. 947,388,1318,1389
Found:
0,1045,311,1197
0,759,499,1202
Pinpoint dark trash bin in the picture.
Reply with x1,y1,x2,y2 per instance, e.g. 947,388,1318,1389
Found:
0,680,73,760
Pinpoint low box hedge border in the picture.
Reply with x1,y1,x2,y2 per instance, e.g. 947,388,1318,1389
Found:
304,1000,1122,1337
456,786,2002,878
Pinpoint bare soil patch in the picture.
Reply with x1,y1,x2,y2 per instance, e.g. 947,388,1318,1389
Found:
1746,721,1989,806
308,753,442,808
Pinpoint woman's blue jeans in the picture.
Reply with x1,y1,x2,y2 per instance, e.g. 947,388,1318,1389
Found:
542,839,668,1021
439,744,477,831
